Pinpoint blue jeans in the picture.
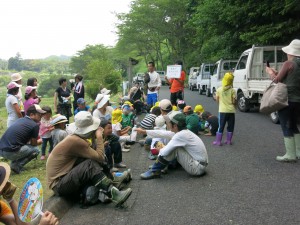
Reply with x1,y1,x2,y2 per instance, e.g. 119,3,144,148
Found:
0,145,40,162
217,113,235,133
278,102,300,137
41,137,54,156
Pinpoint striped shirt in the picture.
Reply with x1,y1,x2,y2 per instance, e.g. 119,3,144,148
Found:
140,114,157,130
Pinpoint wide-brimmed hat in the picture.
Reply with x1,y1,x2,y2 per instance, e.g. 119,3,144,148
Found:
11,73,22,82
7,81,21,90
100,88,111,95
25,86,37,94
97,95,110,109
74,111,100,135
282,39,300,57
0,162,11,192
50,114,68,126
159,99,172,111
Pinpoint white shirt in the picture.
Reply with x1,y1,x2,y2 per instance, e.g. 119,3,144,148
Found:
92,106,113,121
148,129,208,162
6,94,19,127
147,71,161,94
112,123,122,136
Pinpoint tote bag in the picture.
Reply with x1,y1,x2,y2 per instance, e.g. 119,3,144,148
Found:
260,82,288,114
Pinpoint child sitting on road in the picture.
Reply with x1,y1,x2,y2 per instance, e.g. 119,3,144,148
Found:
39,106,54,160
121,104,134,128
74,98,91,115
183,106,199,135
201,111,218,136
50,114,68,147
177,100,186,113
194,104,205,132
140,106,161,130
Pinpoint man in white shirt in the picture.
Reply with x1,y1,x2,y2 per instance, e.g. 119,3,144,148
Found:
136,113,208,179
146,62,161,109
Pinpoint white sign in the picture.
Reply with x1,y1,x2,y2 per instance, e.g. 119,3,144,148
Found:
167,65,182,78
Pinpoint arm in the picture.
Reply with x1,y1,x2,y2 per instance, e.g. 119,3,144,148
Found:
13,103,23,118
9,200,30,225
38,211,59,225
266,61,292,83
159,133,185,157
120,126,131,136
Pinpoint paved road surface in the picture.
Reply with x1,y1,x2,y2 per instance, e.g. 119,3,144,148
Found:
60,86,300,225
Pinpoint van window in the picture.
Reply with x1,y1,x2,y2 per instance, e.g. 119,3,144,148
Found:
277,50,287,62
236,55,248,70
223,62,237,71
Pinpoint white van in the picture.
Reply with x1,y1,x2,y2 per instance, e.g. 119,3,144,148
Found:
188,67,199,91
157,71,166,85
196,63,214,95
209,59,238,98
233,45,285,123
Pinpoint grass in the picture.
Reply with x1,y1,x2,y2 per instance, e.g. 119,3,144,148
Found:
0,86,121,202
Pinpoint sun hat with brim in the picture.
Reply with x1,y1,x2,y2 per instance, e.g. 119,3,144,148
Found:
282,39,300,57
7,81,21,90
171,113,186,127
100,88,111,95
25,86,37,95
0,162,11,192
97,95,110,109
11,73,22,82
50,114,68,126
73,111,100,135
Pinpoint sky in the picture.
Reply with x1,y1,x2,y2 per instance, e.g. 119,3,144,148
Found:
0,0,132,60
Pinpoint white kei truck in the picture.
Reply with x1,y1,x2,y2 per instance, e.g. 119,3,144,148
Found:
233,45,286,123
196,63,214,95
188,67,200,91
208,59,238,98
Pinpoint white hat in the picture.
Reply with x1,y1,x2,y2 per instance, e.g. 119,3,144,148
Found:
73,111,100,135
11,73,22,82
167,110,181,121
155,116,166,129
282,39,300,57
159,99,172,111
50,114,68,126
97,95,110,109
100,88,111,95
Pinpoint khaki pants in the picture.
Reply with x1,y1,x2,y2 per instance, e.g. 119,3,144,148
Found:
164,147,206,176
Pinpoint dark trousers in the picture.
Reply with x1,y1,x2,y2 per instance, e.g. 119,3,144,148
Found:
41,137,53,155
170,91,183,105
278,102,300,137
217,113,235,133
105,142,122,168
53,159,104,197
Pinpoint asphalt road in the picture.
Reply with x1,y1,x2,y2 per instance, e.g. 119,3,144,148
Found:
60,86,300,225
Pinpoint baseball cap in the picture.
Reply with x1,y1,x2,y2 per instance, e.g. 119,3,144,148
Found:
25,86,37,94
77,98,86,105
159,99,172,111
171,113,186,127
183,106,192,113
7,81,21,90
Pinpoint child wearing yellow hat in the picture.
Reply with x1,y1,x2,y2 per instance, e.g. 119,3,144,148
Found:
213,72,236,146
194,104,205,132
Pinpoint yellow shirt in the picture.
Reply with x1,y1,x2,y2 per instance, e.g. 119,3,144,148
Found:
216,87,236,113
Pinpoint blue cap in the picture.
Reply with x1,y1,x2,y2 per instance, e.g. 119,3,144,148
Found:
77,98,85,105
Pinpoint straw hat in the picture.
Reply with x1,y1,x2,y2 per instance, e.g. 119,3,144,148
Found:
51,114,68,126
0,163,11,192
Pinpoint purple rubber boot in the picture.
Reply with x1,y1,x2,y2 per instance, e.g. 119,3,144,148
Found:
224,132,233,145
213,132,223,146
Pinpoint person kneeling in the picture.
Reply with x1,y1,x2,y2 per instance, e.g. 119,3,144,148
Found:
137,113,208,179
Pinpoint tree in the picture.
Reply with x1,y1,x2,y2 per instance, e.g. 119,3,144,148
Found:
8,52,22,71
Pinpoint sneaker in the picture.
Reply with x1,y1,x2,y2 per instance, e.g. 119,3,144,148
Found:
140,170,161,180
122,148,130,152
40,155,46,160
111,167,119,172
114,163,127,168
124,145,131,149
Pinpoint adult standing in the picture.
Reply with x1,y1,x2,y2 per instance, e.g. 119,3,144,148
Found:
11,73,24,116
54,78,72,124
165,60,186,106
146,62,161,110
73,74,84,113
0,105,45,174
266,39,300,162
27,77,38,86
5,82,23,127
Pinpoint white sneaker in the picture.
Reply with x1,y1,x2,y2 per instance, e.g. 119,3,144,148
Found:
122,148,130,152
124,145,131,149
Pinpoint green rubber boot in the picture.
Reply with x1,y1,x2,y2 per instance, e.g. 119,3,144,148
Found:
276,137,297,162
294,134,300,159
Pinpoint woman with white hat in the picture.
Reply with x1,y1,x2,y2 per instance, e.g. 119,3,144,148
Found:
5,82,23,127
266,39,300,162
92,95,113,122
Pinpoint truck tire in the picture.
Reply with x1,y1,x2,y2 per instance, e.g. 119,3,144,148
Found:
198,87,202,95
191,86,194,91
206,88,211,97
237,92,250,112
269,111,280,124
212,89,216,101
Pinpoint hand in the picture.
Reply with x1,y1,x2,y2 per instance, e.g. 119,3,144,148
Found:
39,211,59,225
2,181,17,202
135,127,146,134
96,127,104,139
104,141,109,146
266,67,277,77
37,139,43,145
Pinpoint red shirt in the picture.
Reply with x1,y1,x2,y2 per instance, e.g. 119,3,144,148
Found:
170,71,186,93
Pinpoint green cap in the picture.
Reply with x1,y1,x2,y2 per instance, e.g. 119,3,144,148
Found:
171,113,186,127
